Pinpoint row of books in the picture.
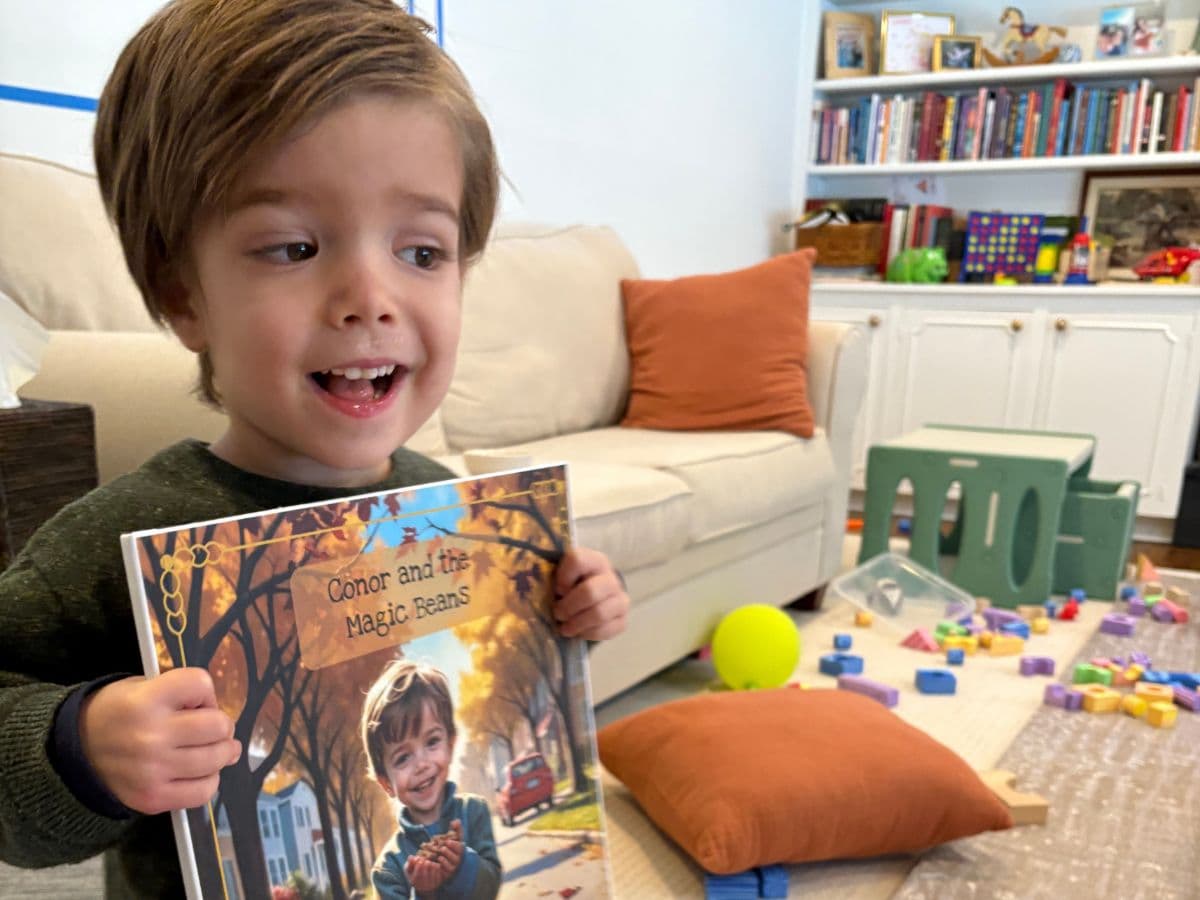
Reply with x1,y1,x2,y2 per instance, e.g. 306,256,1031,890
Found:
811,77,1200,166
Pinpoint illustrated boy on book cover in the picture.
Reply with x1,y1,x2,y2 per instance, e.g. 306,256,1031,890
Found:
122,465,612,900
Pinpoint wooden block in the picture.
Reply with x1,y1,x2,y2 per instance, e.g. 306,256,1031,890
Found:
1166,586,1190,606
854,609,874,627
979,770,1049,826
975,597,991,614
1080,684,1121,713
942,634,979,655
1135,682,1175,703
1017,604,1045,621
1136,553,1161,584
1147,701,1178,729
989,634,1025,656
1031,616,1050,634
1121,695,1148,718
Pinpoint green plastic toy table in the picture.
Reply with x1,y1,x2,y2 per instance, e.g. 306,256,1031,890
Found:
858,425,1138,607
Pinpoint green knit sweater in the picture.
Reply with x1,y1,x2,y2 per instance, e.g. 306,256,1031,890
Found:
0,440,455,898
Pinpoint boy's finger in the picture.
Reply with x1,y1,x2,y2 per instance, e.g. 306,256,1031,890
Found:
168,739,241,779
154,667,218,710
554,546,605,596
171,708,236,748
560,592,627,638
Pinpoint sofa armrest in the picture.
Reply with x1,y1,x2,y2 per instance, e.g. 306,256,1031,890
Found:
19,330,226,484
807,320,867,476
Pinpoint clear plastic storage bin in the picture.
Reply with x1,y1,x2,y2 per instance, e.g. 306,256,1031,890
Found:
826,552,976,636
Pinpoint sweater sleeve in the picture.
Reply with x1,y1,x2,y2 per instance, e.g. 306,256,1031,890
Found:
0,553,138,866
441,797,501,900
0,478,155,869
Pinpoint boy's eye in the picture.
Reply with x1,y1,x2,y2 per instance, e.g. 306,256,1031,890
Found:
394,752,410,766
397,245,443,269
258,242,317,263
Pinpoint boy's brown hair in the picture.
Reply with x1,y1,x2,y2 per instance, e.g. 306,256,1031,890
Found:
94,0,499,404
361,658,456,780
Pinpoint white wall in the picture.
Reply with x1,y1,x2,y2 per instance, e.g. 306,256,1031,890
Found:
0,1,810,277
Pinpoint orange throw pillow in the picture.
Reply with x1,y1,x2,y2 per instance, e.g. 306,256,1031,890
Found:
620,249,816,438
598,688,1012,874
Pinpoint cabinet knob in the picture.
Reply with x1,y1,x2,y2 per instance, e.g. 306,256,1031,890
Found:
1055,318,1068,332
868,314,881,327
1011,319,1024,332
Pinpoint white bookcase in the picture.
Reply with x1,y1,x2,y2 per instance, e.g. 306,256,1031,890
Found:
797,1,1200,538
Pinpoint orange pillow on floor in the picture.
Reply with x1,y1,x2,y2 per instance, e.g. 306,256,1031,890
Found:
620,249,816,438
598,688,1013,874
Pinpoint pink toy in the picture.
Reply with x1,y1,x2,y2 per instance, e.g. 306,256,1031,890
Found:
900,628,941,652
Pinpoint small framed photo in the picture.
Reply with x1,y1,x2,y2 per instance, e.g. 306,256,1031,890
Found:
1097,4,1166,58
1080,169,1200,278
932,35,981,71
823,11,875,78
1129,3,1168,56
880,11,956,74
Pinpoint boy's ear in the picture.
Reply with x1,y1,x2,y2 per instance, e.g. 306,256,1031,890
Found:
158,271,207,353
375,774,396,799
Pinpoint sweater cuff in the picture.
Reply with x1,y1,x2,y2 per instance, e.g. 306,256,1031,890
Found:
49,676,135,821
0,684,135,864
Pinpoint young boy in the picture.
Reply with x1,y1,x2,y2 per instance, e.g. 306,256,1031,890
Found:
361,659,500,900
0,1,629,895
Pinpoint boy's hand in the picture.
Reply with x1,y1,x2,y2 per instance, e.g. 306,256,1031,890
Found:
80,667,241,815
554,546,629,641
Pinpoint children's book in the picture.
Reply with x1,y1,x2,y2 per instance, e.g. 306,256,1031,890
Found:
120,464,614,900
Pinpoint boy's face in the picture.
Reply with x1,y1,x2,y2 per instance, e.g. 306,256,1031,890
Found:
375,699,456,825
169,94,465,487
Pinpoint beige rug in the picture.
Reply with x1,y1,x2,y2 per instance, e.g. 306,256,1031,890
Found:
598,596,1115,899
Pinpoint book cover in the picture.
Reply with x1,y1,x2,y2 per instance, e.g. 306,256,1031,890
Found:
120,465,614,900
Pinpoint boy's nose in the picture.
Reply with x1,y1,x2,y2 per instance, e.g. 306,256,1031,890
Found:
329,251,399,326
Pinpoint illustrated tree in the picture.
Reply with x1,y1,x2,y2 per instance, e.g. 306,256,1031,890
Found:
138,499,375,900
441,470,593,794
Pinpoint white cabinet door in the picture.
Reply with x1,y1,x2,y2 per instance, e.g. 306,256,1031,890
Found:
1034,310,1200,518
892,308,1043,437
810,305,892,489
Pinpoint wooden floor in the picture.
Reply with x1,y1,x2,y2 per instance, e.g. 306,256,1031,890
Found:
1129,540,1200,571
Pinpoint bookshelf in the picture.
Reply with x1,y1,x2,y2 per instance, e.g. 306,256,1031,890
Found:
801,2,1200,538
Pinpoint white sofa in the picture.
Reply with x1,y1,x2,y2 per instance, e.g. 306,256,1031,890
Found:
2,152,867,703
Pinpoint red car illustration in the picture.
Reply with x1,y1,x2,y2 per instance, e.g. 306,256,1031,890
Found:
495,752,555,826
1132,246,1200,280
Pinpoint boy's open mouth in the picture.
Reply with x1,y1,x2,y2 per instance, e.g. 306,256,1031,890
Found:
311,365,401,402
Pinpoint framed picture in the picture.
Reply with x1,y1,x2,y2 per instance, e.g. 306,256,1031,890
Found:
823,11,875,78
1080,169,1200,277
932,35,981,71
1129,3,1168,56
880,11,955,74
1097,4,1166,58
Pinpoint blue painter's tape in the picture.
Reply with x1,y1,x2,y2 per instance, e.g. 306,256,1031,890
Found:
0,84,98,112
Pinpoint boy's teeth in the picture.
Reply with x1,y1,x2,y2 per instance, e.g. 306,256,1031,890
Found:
326,364,396,380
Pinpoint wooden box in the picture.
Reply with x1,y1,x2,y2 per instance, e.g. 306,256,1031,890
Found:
793,222,884,268
0,399,98,568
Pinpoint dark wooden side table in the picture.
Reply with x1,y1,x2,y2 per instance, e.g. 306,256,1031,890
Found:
0,399,99,568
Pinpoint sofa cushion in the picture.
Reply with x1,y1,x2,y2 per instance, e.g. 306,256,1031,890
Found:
485,427,834,543
620,248,816,438
0,153,155,332
442,224,640,452
435,455,692,574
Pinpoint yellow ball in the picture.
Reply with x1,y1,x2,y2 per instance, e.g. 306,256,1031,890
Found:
711,604,801,690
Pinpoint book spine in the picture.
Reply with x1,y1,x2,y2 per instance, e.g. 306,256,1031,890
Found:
1148,90,1163,153
1131,78,1149,154
1011,93,1028,160
1191,77,1200,150
1175,88,1191,152
940,94,957,161
1108,91,1123,154
878,203,895,275
1035,84,1054,156
1045,79,1067,157
865,94,880,164
971,86,988,160
1022,90,1039,157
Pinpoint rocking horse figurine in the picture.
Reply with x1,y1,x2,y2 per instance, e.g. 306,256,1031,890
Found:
982,7,1068,66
